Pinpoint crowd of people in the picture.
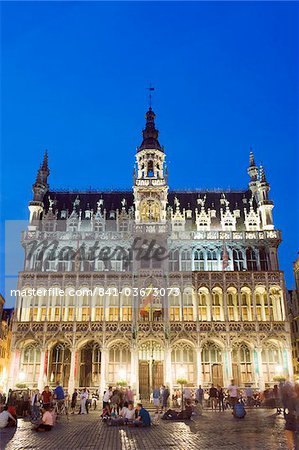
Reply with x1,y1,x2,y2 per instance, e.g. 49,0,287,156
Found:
1,379,299,448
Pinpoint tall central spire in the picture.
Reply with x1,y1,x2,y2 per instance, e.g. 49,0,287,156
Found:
138,107,162,152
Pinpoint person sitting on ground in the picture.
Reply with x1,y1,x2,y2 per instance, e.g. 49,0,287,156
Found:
107,402,136,426
7,404,17,421
101,406,111,421
132,403,151,427
0,405,17,428
162,399,193,421
34,405,54,432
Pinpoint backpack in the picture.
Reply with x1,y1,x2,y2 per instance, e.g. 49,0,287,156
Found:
233,403,246,419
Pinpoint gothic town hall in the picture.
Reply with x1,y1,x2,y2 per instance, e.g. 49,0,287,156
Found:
9,106,292,399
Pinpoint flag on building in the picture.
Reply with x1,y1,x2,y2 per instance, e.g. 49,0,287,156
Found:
222,243,229,270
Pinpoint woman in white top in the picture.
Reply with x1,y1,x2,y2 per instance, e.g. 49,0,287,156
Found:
80,389,88,414
121,403,135,422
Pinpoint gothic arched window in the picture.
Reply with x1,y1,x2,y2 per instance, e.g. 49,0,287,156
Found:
246,248,257,271
259,247,268,271
233,249,244,271
194,250,205,271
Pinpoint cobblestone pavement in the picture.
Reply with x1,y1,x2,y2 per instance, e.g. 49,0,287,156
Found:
0,409,296,450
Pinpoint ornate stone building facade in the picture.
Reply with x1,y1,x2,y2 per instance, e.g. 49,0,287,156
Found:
288,256,299,377
0,296,13,393
9,107,292,398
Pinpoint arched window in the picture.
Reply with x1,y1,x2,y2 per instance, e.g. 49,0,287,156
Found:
182,288,194,321
107,288,119,321
194,250,205,271
232,343,252,385
246,248,257,271
259,247,268,271
108,343,131,384
180,250,191,271
261,345,283,384
233,250,244,271
50,343,71,386
212,290,223,320
169,250,179,271
227,291,238,321
169,290,180,321
240,291,253,321
171,343,195,385
21,345,41,384
120,290,132,321
255,293,262,321
198,290,209,321
207,251,218,271
202,342,223,386
94,288,104,321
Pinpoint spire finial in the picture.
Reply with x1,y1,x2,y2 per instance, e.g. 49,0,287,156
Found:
147,84,155,109
42,149,49,171
249,147,256,167
259,164,267,183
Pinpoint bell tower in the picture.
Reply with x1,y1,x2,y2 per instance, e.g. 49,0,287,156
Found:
133,107,168,223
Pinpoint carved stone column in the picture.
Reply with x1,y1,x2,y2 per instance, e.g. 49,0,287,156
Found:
99,346,109,396
130,343,139,401
196,346,202,386
68,347,77,394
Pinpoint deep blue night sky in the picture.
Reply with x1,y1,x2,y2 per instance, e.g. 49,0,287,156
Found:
1,2,298,306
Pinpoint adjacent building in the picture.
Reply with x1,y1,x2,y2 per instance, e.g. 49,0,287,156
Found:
8,107,293,398
0,295,13,392
288,255,299,378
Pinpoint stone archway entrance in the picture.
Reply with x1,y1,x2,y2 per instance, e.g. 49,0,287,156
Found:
138,341,164,400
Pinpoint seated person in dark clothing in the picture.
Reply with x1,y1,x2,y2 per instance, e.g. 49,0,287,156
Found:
132,403,151,427
162,400,193,420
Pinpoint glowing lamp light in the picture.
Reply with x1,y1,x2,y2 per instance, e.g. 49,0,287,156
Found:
118,368,126,380
178,366,186,377
275,364,283,375
19,371,26,382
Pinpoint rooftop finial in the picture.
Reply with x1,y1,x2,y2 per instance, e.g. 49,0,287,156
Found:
147,84,155,109
42,149,49,172
259,164,267,183
249,148,256,167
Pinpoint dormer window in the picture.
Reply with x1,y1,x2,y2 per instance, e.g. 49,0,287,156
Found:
68,220,77,232
94,221,103,232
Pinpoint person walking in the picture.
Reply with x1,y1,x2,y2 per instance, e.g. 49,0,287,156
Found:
80,388,88,414
162,385,170,412
209,384,218,411
195,385,204,408
31,389,40,421
217,386,225,411
152,386,160,413
71,389,78,414
103,386,113,411
227,379,238,408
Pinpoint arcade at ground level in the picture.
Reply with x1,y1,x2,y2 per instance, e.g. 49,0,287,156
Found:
9,336,292,397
